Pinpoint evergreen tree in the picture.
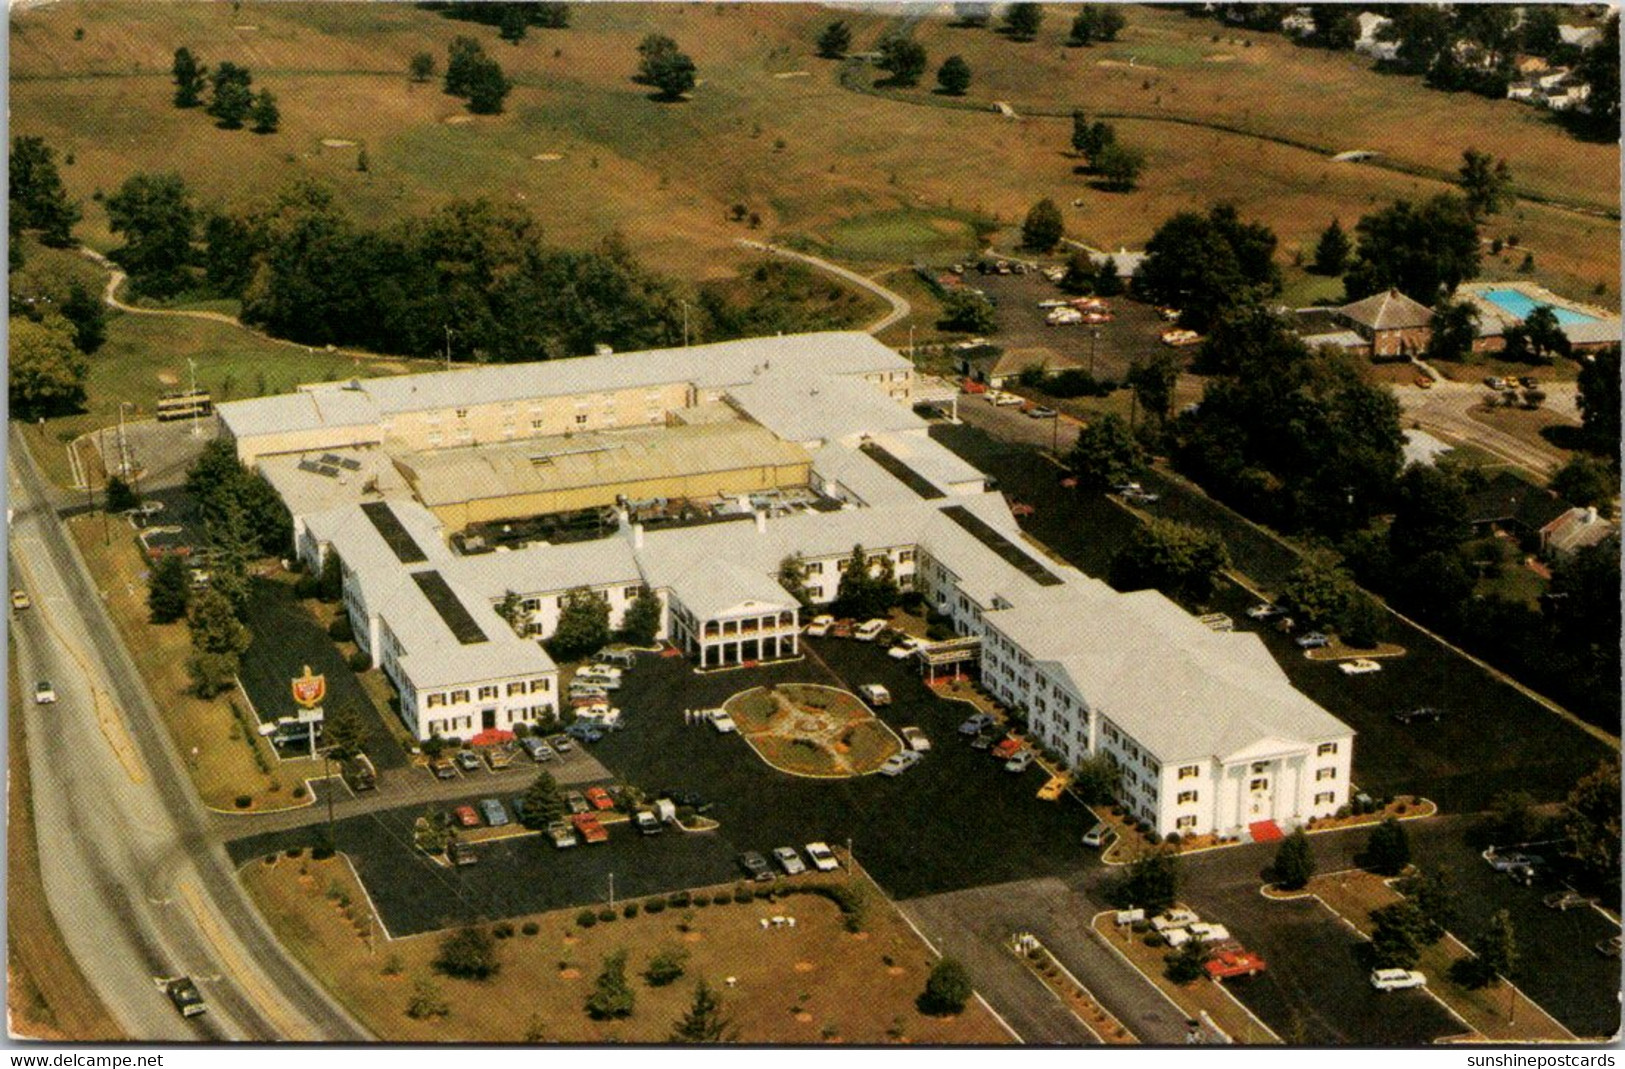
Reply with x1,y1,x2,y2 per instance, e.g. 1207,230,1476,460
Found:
619,587,663,646
1272,828,1315,890
409,51,436,83
105,475,140,513
1312,218,1350,275
444,36,487,97
498,3,528,43
546,587,611,661
1002,2,1043,40
585,950,635,1019
187,587,251,657
668,979,734,1042
1070,110,1091,155
936,55,972,96
520,770,565,828
10,136,81,247
147,552,193,624
1363,817,1412,877
876,36,928,86
1020,197,1064,251
917,958,973,1015
206,62,255,128
172,46,208,108
249,89,280,134
61,280,107,354
324,701,369,760
465,57,512,114
1068,413,1145,490
816,20,852,59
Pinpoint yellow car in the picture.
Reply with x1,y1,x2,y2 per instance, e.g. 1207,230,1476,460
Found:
1037,775,1069,802
11,588,30,610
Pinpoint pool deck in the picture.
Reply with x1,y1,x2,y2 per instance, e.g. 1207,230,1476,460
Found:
1457,280,1621,342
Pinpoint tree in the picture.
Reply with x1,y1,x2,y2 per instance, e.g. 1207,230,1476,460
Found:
206,62,255,129
1094,142,1145,192
1458,149,1513,219
1091,5,1126,41
8,315,88,420
1138,204,1280,331
1466,910,1518,986
172,47,208,108
1075,119,1116,166
1165,939,1209,984
317,550,345,602
669,979,735,1042
1343,194,1481,302
1020,198,1064,252
188,587,251,657
434,926,500,981
1549,455,1616,512
1311,218,1350,276
938,290,996,334
1503,305,1571,364
1094,256,1123,296
1072,753,1120,804
1060,249,1095,295
409,51,436,83
466,56,512,114
249,89,280,134
1562,761,1621,892
1279,551,1358,630
832,545,900,621
61,280,107,354
10,136,81,247
1574,14,1619,137
936,54,972,96
1519,5,1562,55
643,945,689,987
1486,789,1541,846
1272,828,1315,890
105,475,140,513
1068,414,1146,490
1068,8,1098,46
619,587,662,646
104,172,197,299
325,702,368,760
498,3,528,43
1002,2,1043,40
1396,867,1456,939
187,650,239,698
444,36,487,97
1126,352,1180,428
147,553,193,624
1424,297,1479,363
521,771,565,828
876,36,928,86
405,976,450,1019
1576,346,1620,456
1363,817,1411,877
816,20,852,59
1114,851,1179,914
637,35,696,100
1368,901,1425,969
918,958,972,1015
1388,464,1469,563
546,587,611,661
777,555,812,607
1110,518,1231,603
1070,110,1092,155
585,950,635,1019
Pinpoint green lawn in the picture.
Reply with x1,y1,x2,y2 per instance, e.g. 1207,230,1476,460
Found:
816,209,984,265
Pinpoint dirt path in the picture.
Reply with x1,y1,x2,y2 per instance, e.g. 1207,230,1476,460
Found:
734,238,913,334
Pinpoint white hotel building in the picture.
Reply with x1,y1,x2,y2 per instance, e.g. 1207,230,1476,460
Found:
221,332,1354,839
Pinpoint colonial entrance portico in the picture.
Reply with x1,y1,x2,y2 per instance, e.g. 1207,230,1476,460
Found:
666,559,801,669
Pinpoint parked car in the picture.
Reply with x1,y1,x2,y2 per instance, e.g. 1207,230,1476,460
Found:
1520,375,1540,389
888,636,923,659
486,748,514,770
546,820,578,848
546,733,574,754
853,618,888,642
453,805,480,828
991,736,1024,760
342,753,377,792
1245,603,1284,620
10,588,30,610
970,731,996,751
565,790,589,814
585,786,615,811
1205,947,1267,981
1026,406,1057,419
709,710,738,733
571,812,609,844
1295,631,1331,649
878,750,923,776
634,809,664,835
573,673,621,691
594,649,637,669
1082,822,1113,849
431,758,457,780
165,977,207,1018
959,713,996,735
565,722,605,743
478,798,509,826
449,840,478,866
1037,775,1068,801
1393,707,1444,725
772,846,806,876
860,683,892,706
1338,658,1382,676
739,850,774,881
805,614,835,637
901,726,930,752
991,391,1023,407
1122,487,1160,505
454,750,481,773
577,664,623,683
519,737,555,762
805,842,840,872
1544,890,1595,911
33,680,56,704
1370,968,1427,991
1005,749,1036,773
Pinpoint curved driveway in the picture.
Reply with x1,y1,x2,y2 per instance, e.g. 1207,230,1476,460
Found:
735,238,912,334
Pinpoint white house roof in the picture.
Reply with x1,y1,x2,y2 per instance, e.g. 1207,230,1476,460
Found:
727,369,924,444
219,388,383,441
668,557,796,620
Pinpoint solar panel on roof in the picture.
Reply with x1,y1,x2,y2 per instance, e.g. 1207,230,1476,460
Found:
361,501,428,564
411,570,487,645
338,457,362,471
319,453,343,465
297,459,322,474
859,442,946,500
938,504,1063,587
315,464,341,478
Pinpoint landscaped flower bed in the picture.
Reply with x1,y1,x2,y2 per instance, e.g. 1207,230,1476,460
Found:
724,685,901,778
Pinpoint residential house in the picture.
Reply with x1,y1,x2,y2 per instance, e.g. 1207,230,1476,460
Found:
1334,289,1436,358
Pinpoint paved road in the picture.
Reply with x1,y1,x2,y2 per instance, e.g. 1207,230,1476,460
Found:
8,424,370,1041
1395,377,1577,475
735,239,912,333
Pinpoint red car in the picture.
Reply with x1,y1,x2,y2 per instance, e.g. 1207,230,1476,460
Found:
453,805,480,828
991,736,1024,761
585,786,615,811
571,812,609,843
1204,946,1267,981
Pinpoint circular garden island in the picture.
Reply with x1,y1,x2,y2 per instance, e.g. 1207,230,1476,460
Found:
722,683,903,778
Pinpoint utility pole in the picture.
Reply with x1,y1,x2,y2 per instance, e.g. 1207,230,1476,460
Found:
608,872,615,907
97,428,110,545
444,325,454,371
680,301,690,348
1090,329,1100,377
1051,411,1060,456
323,748,336,849
188,358,201,438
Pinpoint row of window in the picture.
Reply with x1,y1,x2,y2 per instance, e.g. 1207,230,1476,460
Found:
425,677,551,708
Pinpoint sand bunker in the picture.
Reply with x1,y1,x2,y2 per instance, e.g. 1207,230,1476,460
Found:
321,138,357,148
773,70,810,79
1204,53,1236,62
443,115,475,125
532,152,564,162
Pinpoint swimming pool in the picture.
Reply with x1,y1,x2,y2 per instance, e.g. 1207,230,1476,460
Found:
1479,287,1599,325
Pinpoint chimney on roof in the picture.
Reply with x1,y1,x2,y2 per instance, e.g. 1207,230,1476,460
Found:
1585,506,1598,523
754,511,767,534
633,522,645,549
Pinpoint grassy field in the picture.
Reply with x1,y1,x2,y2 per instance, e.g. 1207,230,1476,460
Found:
7,644,127,1041
11,3,1614,301
65,513,321,811
241,851,1011,1044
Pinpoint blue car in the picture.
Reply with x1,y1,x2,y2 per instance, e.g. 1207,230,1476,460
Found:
479,798,509,827
565,721,604,743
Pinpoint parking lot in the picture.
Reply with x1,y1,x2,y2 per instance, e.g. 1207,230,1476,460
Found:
935,405,1615,813
967,271,1169,385
228,637,1106,937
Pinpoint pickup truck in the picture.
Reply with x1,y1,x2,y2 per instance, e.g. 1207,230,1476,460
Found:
991,736,1024,761
901,726,930,752
342,753,377,791
546,820,578,848
634,810,663,835
1204,946,1267,981
449,840,478,866
570,812,609,844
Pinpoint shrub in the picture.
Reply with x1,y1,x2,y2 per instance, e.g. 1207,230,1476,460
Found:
623,903,640,919
694,894,711,907
434,926,500,981
1131,920,1151,934
917,958,972,1016
328,615,354,641
493,921,515,939
293,786,307,799
643,945,689,987
576,909,598,928
645,899,666,914
235,795,253,809
734,889,755,904
381,953,403,976
669,891,691,908
1165,833,1181,846
598,908,617,923
347,650,371,672
754,887,774,901
1147,831,1163,845
522,921,539,936
285,847,304,858
1142,933,1164,948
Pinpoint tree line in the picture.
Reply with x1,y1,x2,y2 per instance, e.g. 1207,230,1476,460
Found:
171,48,279,133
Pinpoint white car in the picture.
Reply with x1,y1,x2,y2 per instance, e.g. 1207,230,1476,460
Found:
1245,602,1284,620
576,665,623,683
901,726,931,752
34,680,56,705
805,614,835,637
708,710,737,734
1338,658,1382,676
888,636,923,660
853,618,888,642
772,846,806,876
878,750,923,776
1370,968,1427,992
990,391,1023,407
1004,750,1035,773
860,683,892,706
804,841,840,872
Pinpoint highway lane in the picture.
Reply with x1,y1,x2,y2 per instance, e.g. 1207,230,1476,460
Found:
8,424,370,1042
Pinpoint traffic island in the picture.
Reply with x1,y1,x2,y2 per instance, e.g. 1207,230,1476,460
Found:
1262,870,1574,1043
724,684,902,778
1007,932,1136,1043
